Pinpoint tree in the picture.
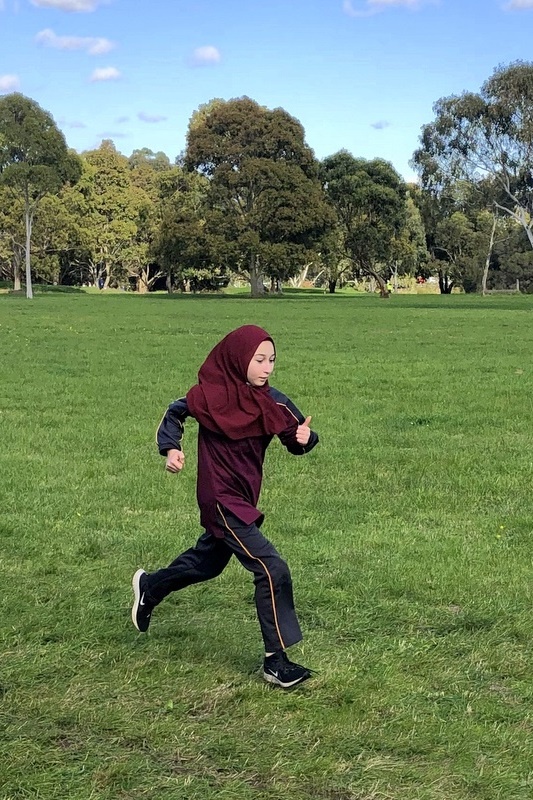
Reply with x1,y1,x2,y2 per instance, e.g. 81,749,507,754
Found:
128,148,171,199
152,167,225,292
432,211,485,293
66,141,150,289
411,61,533,252
412,177,508,293
0,187,24,289
0,93,80,298
187,98,225,134
321,151,407,297
390,193,429,288
129,147,171,173
313,227,351,294
29,194,80,285
492,222,533,292
184,97,333,296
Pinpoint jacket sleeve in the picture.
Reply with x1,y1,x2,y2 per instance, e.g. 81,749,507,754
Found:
156,397,190,455
270,387,319,456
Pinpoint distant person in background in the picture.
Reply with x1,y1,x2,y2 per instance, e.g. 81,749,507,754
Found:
131,325,319,689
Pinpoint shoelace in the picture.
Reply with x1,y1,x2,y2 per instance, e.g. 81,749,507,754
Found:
267,652,307,675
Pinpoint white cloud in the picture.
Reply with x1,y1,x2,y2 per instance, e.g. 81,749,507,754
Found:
31,0,103,11
138,111,167,123
36,28,114,55
190,45,221,67
90,66,121,82
371,120,391,129
58,117,87,128
343,0,432,16
115,115,129,123
505,0,533,8
0,74,20,92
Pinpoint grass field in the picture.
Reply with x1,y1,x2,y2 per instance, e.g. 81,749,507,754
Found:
1,290,533,800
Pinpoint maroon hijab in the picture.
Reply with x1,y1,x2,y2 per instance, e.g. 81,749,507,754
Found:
186,325,287,440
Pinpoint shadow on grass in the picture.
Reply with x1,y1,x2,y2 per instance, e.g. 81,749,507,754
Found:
132,290,533,311
1,285,85,297
4,286,532,312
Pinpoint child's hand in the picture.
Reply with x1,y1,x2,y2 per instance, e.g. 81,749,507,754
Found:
296,416,312,446
166,449,185,473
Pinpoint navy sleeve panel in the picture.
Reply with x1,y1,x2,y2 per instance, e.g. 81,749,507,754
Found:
268,386,319,456
156,396,190,455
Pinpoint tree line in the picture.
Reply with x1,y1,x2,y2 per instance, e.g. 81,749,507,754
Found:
1,61,533,299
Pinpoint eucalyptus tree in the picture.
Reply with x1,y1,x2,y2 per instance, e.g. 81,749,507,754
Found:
128,148,171,200
152,166,217,291
390,194,429,289
492,223,533,292
321,151,407,296
431,211,490,293
0,188,24,289
184,97,333,296
65,140,151,288
0,93,81,298
29,193,81,285
129,148,171,173
412,61,533,252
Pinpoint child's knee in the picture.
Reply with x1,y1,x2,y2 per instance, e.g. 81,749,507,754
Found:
270,557,291,585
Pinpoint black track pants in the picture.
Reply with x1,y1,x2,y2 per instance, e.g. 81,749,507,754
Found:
143,505,302,653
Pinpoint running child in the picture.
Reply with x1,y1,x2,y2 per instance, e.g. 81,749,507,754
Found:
131,324,318,688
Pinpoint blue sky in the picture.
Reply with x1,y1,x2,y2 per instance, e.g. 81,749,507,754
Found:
1,0,533,181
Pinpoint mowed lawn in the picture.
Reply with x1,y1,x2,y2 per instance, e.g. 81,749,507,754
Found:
1,290,533,800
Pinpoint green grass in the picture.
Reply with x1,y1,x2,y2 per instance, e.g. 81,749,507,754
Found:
1,290,533,799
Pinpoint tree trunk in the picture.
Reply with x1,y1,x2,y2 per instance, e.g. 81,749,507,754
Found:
166,272,173,293
13,253,22,291
499,203,533,251
249,253,265,297
137,275,149,293
328,279,337,294
482,214,497,296
393,265,399,293
438,270,454,294
288,263,310,288
25,203,33,299
364,267,389,298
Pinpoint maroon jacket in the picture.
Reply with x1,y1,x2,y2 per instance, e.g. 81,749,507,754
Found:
157,386,319,535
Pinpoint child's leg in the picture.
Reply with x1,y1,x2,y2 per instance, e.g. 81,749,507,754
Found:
143,531,233,606
215,504,302,653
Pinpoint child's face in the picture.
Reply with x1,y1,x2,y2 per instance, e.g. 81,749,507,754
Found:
247,340,276,387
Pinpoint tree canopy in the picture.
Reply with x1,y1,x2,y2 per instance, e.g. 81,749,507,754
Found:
184,96,333,295
321,151,406,296
412,61,533,251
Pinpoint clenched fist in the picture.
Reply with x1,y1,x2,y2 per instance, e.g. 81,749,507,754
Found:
166,448,185,473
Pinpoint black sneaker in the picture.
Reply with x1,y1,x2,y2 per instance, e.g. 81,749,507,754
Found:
263,651,312,688
131,569,153,632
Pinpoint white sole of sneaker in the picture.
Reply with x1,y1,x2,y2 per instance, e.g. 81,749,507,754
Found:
131,568,146,631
